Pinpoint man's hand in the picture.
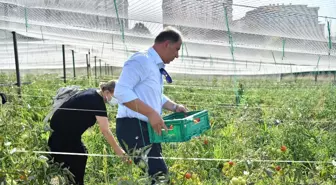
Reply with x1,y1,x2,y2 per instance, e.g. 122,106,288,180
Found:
122,99,168,135
175,104,188,113
148,111,168,135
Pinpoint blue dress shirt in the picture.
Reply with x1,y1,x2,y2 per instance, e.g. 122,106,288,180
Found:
114,47,170,122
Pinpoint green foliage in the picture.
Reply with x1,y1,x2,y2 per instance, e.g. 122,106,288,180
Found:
1,73,336,184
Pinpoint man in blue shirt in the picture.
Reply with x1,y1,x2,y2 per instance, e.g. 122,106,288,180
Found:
114,26,187,184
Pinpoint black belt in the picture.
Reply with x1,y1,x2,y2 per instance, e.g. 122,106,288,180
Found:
117,117,147,123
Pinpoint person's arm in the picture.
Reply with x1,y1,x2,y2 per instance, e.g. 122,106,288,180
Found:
114,58,168,135
162,94,188,113
114,59,144,107
114,59,156,116
96,116,126,159
123,99,168,134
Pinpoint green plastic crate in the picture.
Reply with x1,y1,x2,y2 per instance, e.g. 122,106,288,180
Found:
148,110,210,143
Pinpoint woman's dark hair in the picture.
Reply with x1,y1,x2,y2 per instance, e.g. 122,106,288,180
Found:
99,80,116,92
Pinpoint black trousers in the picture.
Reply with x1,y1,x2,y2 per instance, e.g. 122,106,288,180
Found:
48,133,88,185
116,118,169,183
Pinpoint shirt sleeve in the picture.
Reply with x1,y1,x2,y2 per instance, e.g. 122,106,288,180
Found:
162,94,170,106
114,57,147,104
92,96,108,117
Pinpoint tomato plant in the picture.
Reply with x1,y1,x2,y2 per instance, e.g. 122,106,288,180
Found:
1,74,336,184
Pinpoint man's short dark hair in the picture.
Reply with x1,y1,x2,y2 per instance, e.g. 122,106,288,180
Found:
154,26,183,44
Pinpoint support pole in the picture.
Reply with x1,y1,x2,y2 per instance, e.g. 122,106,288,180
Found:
62,45,66,83
111,66,113,78
105,63,107,75
86,54,89,79
278,73,282,82
94,56,97,79
72,50,76,78
99,59,102,77
88,51,91,64
12,31,21,97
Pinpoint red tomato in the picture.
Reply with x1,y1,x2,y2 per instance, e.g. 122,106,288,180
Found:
19,175,27,181
281,145,287,152
204,139,208,145
127,159,132,165
228,161,234,166
194,118,200,123
185,172,192,179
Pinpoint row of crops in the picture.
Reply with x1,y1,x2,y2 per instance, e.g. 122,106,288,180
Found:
1,73,336,184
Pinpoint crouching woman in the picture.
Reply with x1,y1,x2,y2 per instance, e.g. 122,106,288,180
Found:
47,80,125,185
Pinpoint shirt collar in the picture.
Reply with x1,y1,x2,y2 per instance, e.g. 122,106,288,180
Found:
148,47,165,69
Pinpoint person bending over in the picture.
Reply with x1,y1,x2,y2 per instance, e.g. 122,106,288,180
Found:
47,80,125,185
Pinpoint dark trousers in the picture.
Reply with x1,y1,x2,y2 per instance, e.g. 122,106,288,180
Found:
48,133,88,185
116,118,169,183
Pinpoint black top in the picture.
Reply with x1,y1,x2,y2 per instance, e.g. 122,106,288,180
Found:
0,93,7,104
50,88,107,138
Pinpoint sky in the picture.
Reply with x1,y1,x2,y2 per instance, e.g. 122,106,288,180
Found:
126,0,336,37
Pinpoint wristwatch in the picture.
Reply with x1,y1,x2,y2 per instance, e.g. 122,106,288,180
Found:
173,104,178,112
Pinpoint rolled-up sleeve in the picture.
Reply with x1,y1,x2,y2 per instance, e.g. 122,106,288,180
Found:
114,59,145,103
162,94,170,106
